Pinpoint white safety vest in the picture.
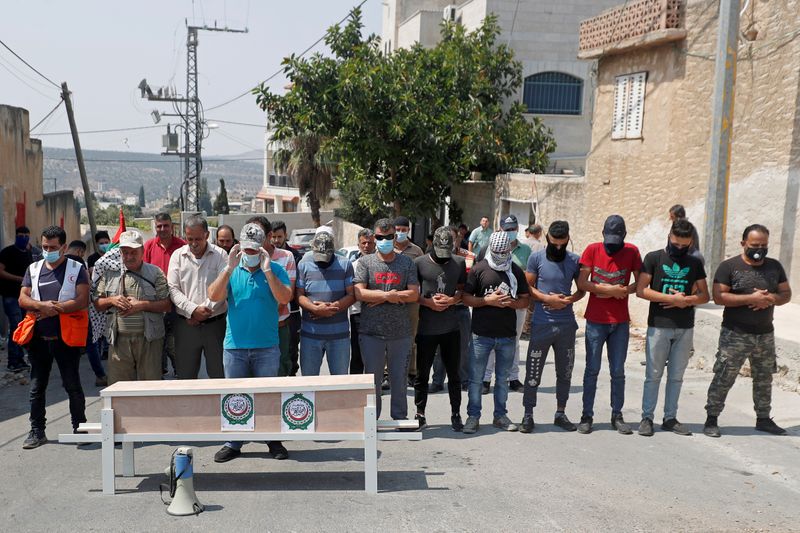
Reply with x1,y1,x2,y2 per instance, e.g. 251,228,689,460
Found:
29,258,82,302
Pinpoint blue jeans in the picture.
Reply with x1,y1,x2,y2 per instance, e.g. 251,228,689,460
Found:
300,336,350,376
85,322,106,378
467,335,515,419
642,327,694,421
582,321,630,418
223,345,281,450
3,296,24,366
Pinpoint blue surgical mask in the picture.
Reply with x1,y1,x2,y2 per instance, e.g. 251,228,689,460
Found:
14,235,29,249
376,239,394,254
43,250,61,264
99,243,109,253
396,231,408,243
505,230,518,242
241,253,260,268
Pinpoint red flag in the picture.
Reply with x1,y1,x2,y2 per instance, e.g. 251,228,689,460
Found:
111,207,126,243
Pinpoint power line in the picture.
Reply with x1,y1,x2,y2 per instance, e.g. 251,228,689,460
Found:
45,157,264,163
36,125,163,136
30,99,64,132
207,118,265,127
0,37,60,89
205,0,370,112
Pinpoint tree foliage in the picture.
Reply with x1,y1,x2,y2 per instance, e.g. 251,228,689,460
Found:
138,185,146,208
255,9,555,220
198,177,213,215
213,178,230,215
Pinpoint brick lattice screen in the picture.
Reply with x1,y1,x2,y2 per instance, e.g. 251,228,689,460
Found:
579,0,684,52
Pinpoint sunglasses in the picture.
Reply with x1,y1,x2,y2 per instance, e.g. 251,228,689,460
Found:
374,234,395,241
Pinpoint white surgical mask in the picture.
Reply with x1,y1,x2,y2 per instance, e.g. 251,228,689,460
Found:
396,231,408,243
43,250,61,264
242,253,260,268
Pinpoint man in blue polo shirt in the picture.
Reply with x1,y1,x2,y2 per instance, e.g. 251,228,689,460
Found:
296,232,355,375
207,223,293,463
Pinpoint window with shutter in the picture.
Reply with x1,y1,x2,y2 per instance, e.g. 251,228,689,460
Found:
611,71,647,140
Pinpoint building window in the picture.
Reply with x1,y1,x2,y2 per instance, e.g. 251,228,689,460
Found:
522,72,583,115
612,71,647,140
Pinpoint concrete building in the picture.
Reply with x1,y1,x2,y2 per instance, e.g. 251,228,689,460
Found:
382,0,621,173
0,104,81,247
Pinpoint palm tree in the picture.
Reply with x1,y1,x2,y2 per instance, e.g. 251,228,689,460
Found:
274,132,335,228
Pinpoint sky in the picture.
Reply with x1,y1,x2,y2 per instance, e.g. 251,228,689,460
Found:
0,0,382,156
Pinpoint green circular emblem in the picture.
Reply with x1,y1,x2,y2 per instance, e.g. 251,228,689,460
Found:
222,393,254,425
282,393,314,430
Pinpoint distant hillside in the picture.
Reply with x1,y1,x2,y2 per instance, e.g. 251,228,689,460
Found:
43,147,263,201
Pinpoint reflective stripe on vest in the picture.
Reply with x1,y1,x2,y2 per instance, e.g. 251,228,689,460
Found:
29,258,81,302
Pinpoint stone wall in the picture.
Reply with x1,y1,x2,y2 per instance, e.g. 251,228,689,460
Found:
0,105,81,248
449,180,496,231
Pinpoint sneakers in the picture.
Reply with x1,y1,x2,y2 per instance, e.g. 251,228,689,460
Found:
214,445,241,463
492,415,519,432
611,414,633,435
638,418,654,437
703,416,721,438
481,381,490,395
755,417,787,435
415,413,427,430
577,416,593,434
508,380,523,392
95,375,108,387
519,414,535,433
428,383,444,394
450,414,464,432
268,441,289,460
553,414,577,432
662,418,692,436
7,361,30,373
462,416,480,434
22,429,47,449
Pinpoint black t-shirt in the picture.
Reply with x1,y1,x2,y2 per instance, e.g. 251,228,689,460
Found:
415,254,467,336
464,259,529,338
87,252,103,269
714,255,787,334
0,245,34,297
642,249,706,329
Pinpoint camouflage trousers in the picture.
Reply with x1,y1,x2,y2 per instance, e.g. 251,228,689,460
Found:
705,327,777,418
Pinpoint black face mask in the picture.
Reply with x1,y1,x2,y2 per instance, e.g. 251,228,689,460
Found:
431,251,450,264
314,257,334,269
604,242,624,256
745,247,768,261
546,239,568,262
666,240,689,259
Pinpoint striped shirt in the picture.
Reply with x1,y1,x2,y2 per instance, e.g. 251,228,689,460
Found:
296,256,354,340
268,246,296,321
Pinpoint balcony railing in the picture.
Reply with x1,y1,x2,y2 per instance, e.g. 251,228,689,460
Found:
579,0,684,59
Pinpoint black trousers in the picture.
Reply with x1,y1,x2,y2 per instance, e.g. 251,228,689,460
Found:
349,314,364,374
414,330,461,415
29,336,86,431
288,311,301,376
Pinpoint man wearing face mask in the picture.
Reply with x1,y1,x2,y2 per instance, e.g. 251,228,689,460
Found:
0,226,37,372
393,216,424,386
167,215,228,379
703,224,792,437
208,223,293,462
355,218,419,420
19,226,89,449
576,215,642,435
414,227,467,431
296,232,355,376
349,228,375,374
462,231,530,434
520,220,585,433
94,231,172,384
86,230,111,272
635,219,709,437
477,215,531,393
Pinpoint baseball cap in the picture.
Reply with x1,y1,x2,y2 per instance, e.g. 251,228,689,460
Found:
500,214,519,231
311,232,335,262
239,223,265,251
602,215,627,245
118,230,143,249
315,225,334,237
432,226,453,258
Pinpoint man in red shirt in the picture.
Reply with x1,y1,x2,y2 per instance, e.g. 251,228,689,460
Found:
576,215,642,435
143,212,186,376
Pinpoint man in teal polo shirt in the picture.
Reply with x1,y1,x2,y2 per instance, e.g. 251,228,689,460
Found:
207,223,293,463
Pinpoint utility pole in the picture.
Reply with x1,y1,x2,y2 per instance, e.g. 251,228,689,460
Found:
703,0,740,274
61,82,99,252
140,21,246,212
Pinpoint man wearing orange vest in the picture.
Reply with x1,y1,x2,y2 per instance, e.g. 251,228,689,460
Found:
19,226,90,449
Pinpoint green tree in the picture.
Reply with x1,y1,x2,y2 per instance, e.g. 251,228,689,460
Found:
256,10,555,220
213,178,230,215
199,177,213,215
138,185,146,208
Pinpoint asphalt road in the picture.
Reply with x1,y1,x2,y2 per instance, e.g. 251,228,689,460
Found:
2,331,799,532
